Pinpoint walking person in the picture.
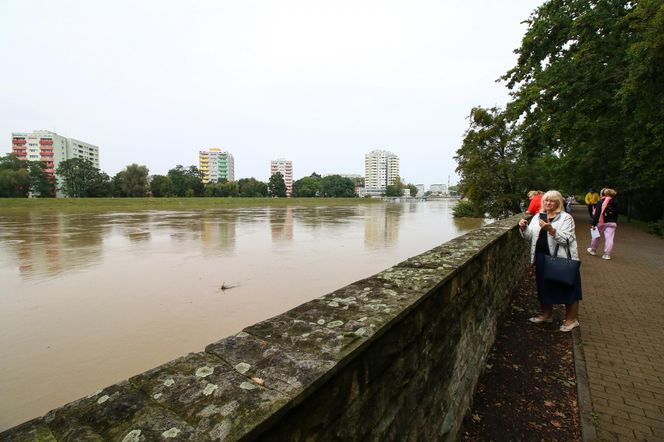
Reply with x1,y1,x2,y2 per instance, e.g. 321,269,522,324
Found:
519,190,582,332
584,188,600,222
587,188,618,260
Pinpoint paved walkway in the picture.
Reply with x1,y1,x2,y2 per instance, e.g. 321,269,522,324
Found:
572,205,664,441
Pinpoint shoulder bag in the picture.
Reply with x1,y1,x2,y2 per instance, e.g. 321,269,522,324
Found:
536,239,581,286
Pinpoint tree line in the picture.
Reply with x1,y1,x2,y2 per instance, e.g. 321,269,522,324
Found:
0,154,364,198
454,0,663,221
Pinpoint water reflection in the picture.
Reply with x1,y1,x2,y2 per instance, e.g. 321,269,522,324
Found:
0,212,107,279
270,207,294,242
0,201,484,431
365,203,403,248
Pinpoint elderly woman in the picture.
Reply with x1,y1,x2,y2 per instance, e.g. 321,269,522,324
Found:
519,190,582,332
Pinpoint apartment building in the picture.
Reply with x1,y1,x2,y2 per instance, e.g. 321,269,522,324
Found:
364,149,400,194
11,130,100,195
199,148,234,184
270,158,293,197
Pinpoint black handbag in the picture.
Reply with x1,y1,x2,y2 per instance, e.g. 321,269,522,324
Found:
537,239,581,286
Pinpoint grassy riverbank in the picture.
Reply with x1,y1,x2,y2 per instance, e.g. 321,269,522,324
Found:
0,197,381,212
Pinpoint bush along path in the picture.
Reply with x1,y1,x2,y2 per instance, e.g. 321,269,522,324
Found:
460,268,581,441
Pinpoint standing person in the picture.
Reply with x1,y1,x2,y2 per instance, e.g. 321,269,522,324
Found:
584,188,600,221
588,188,618,260
526,190,544,215
519,190,582,332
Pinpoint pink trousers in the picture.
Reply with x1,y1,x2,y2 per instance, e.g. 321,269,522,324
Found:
590,222,617,256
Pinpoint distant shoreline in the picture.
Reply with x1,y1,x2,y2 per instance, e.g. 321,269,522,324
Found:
0,197,383,212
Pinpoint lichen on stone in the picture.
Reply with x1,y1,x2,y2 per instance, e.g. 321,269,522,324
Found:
163,378,175,387
161,427,180,438
196,366,214,378
234,362,251,374
97,395,110,405
317,319,326,325
153,393,163,400
121,429,141,442
326,320,344,328
203,383,218,396
240,381,257,390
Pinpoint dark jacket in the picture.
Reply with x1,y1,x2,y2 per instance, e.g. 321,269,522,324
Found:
592,198,618,226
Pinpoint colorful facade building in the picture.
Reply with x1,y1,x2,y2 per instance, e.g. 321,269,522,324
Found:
270,158,293,197
199,148,234,184
11,130,100,196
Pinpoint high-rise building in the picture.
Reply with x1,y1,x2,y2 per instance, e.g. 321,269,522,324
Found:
199,148,234,183
364,149,400,194
11,130,100,195
270,158,293,197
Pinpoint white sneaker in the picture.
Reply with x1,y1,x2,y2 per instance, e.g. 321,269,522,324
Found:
602,254,611,260
586,248,596,256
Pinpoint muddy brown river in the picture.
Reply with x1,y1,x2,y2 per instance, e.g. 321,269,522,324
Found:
0,200,482,430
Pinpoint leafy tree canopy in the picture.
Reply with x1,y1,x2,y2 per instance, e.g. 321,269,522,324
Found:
268,172,287,197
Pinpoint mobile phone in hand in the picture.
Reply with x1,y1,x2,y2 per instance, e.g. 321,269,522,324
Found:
539,213,547,222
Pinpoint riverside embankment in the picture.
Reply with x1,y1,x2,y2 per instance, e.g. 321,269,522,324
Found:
1,212,529,440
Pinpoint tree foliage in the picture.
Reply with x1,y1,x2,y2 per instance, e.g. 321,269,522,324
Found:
454,0,664,220
238,178,268,197
268,172,287,197
55,158,111,197
150,175,173,197
455,107,523,217
292,175,322,197
0,154,30,197
118,164,150,197
167,165,204,197
320,175,355,197
204,179,239,197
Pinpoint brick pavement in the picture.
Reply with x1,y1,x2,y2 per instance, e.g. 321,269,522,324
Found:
572,205,664,441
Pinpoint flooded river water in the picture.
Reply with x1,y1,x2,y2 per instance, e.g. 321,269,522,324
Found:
0,200,483,430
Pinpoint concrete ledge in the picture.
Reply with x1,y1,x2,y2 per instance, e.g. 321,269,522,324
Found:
1,215,529,441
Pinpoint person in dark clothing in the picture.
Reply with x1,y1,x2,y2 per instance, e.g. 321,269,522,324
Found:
587,188,618,260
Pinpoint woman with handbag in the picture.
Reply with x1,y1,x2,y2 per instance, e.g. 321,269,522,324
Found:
518,190,582,332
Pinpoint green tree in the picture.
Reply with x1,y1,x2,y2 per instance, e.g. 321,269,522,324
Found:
406,183,418,197
454,107,523,217
56,158,110,197
111,171,127,197
167,165,204,197
27,161,54,197
292,175,322,197
204,179,239,197
268,172,287,197
238,178,268,197
499,0,664,220
150,175,173,197
384,185,401,197
0,154,30,197
320,174,355,197
118,164,150,197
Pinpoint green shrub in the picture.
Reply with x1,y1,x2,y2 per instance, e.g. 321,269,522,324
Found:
453,199,480,218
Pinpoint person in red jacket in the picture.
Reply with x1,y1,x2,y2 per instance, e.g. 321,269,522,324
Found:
526,190,544,215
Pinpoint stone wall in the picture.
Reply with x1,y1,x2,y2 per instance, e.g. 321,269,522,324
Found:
2,215,529,442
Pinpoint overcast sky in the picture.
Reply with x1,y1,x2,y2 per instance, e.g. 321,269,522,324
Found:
0,0,542,187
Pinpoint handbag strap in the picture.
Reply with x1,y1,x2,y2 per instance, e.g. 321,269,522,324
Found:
552,238,571,260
